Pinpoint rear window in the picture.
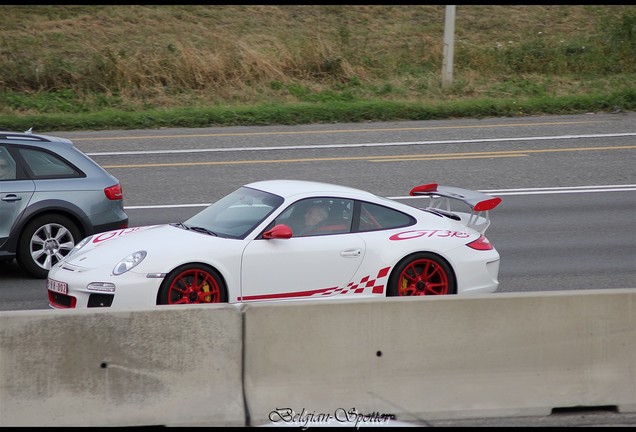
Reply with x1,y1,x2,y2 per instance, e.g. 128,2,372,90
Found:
18,147,82,178
357,201,415,232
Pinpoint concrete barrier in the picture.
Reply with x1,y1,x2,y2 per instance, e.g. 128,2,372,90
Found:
0,305,245,427
1,289,634,426
243,289,636,427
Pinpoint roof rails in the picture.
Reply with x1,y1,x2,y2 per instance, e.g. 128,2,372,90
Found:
0,129,51,142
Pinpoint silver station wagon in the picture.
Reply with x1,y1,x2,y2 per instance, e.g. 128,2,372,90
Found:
0,130,128,278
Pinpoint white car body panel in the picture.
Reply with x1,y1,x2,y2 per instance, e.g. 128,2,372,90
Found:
241,233,366,302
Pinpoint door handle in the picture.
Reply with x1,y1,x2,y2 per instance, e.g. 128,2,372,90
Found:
1,194,22,202
340,248,362,257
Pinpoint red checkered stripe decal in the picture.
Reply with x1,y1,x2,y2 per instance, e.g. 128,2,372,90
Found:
320,266,390,296
237,266,391,301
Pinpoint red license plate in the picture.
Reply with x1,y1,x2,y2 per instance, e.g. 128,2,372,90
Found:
47,279,68,295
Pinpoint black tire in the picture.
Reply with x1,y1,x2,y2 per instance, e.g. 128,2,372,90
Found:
17,214,82,279
157,263,228,305
387,252,457,296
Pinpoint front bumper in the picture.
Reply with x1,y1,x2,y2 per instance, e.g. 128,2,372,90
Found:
47,265,163,309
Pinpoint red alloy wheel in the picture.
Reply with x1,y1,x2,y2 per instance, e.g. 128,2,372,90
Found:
388,252,457,296
158,264,227,305
398,257,449,295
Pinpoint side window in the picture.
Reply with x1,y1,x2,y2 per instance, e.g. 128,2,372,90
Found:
0,146,17,181
17,148,80,178
357,201,415,232
275,197,354,237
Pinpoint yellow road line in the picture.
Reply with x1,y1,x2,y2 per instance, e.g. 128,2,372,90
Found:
72,120,609,141
369,154,527,162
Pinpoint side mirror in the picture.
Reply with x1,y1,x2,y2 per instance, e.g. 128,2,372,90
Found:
262,224,293,239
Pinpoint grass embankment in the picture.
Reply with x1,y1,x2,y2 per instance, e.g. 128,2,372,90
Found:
0,5,635,131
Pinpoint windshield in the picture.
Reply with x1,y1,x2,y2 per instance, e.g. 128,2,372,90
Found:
184,186,284,239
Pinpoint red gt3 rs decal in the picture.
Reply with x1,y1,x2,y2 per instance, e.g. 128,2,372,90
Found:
237,267,391,302
92,226,156,243
389,229,471,240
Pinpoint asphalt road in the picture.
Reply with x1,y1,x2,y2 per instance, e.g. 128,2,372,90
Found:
1,111,634,310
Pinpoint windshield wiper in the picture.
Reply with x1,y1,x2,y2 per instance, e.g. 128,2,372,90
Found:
169,222,190,230
189,226,218,236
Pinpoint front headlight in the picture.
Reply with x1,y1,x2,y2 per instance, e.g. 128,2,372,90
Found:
113,250,147,275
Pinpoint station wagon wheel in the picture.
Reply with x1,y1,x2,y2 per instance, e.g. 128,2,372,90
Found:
17,214,81,279
387,252,457,296
157,264,228,305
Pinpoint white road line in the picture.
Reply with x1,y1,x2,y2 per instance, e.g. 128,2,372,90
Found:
124,185,636,210
88,132,636,156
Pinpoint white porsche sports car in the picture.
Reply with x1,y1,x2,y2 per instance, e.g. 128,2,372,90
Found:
47,179,502,309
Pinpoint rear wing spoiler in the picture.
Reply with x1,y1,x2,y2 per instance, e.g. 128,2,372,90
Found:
409,183,502,233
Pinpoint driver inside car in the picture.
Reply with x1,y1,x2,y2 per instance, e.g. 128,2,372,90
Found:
298,204,328,236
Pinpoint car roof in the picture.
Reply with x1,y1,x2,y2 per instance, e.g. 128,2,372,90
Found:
245,179,379,200
0,130,116,180
0,131,73,146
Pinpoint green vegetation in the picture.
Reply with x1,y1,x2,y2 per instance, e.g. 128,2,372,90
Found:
1,5,635,131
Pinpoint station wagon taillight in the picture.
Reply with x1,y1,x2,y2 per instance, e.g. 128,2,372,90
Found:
104,184,123,200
